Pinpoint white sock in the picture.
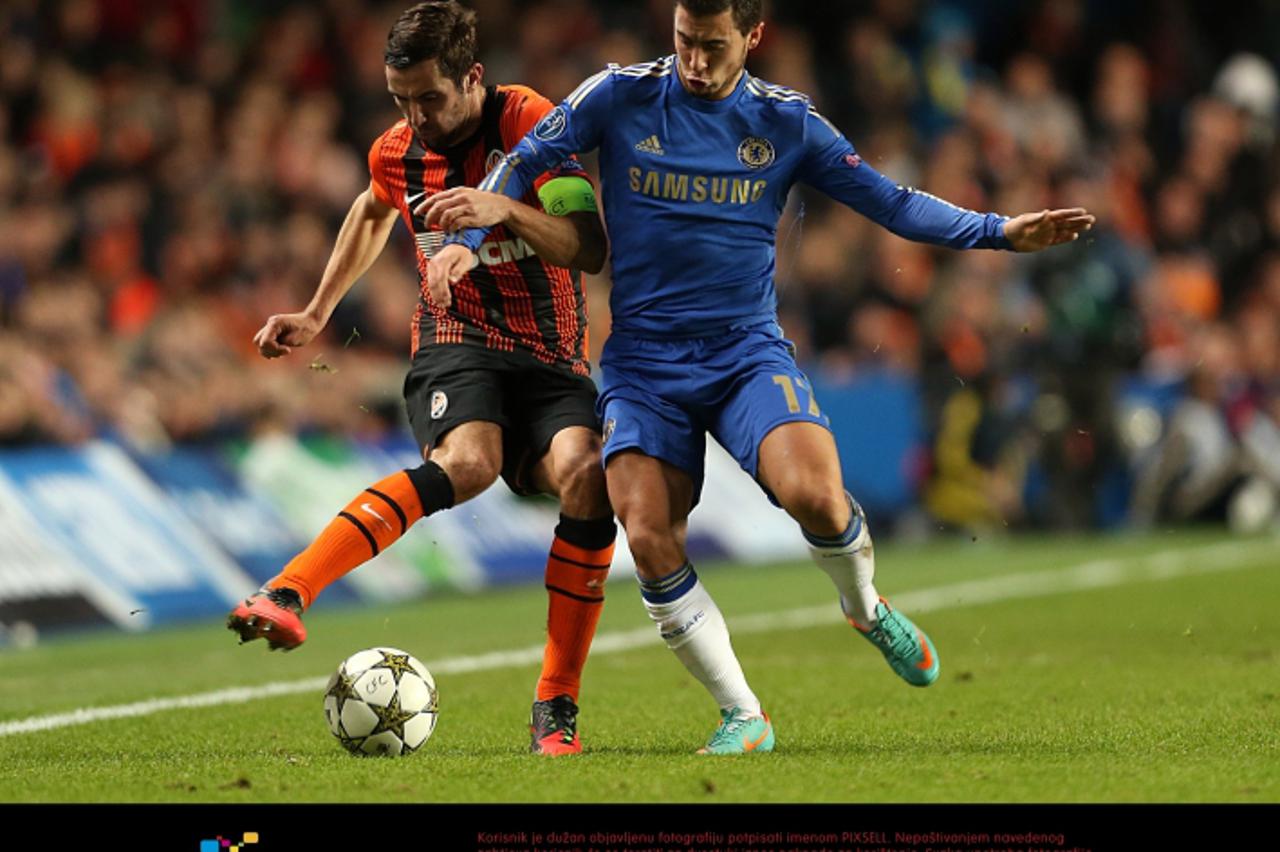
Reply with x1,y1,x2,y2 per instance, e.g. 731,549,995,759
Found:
804,494,881,627
638,562,761,716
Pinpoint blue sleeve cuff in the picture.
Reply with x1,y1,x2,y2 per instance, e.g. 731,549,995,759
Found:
444,228,488,252
986,214,1013,250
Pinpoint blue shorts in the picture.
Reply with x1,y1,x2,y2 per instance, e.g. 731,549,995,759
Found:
598,321,831,507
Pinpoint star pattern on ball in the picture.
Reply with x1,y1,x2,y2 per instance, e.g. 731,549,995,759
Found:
326,670,361,705
369,691,419,740
374,650,417,684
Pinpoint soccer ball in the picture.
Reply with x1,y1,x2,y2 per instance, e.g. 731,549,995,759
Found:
323,647,438,756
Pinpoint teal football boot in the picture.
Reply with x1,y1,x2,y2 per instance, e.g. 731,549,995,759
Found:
847,597,940,686
697,707,775,755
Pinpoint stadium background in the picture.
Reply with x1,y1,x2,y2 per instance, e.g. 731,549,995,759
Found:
0,0,1278,639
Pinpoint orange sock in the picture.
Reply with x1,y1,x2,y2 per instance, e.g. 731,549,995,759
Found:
537,515,617,702
269,465,451,608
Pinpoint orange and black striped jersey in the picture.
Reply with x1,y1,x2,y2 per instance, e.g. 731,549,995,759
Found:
368,84,594,376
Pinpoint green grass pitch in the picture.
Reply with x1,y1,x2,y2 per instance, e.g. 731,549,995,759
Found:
0,530,1276,803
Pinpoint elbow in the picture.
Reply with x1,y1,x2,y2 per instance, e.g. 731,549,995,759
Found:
580,243,607,275
576,222,609,274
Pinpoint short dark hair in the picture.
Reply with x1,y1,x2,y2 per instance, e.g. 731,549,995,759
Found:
384,1,478,85
676,0,763,35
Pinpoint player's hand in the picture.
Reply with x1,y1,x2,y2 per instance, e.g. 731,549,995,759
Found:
1003,208,1095,252
426,244,474,309
253,311,324,359
415,187,513,232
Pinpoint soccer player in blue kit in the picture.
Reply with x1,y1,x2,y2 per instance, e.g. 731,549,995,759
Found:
421,0,1095,754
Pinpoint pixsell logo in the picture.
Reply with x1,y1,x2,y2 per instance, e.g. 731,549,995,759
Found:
199,833,259,852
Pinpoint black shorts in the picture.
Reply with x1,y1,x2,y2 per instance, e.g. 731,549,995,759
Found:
403,345,600,496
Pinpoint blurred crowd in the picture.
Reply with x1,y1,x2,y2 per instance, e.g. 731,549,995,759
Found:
1,0,1278,531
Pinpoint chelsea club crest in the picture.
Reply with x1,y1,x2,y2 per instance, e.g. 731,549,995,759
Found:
737,136,775,169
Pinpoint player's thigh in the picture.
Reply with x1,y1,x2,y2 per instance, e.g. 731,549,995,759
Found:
756,421,850,534
708,343,831,489
598,381,707,509
604,450,695,529
605,449,694,578
500,362,601,498
529,425,610,518
404,347,507,500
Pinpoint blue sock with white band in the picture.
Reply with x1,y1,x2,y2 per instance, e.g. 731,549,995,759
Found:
639,562,761,716
803,494,881,627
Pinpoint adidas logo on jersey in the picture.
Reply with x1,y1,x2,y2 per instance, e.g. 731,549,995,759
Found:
634,135,665,156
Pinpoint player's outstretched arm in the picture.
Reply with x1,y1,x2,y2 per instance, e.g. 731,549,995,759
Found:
824,162,1096,252
800,107,1095,252
1002,208,1095,252
254,187,398,358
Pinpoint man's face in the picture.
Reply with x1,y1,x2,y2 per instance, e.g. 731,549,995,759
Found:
673,5,762,100
386,58,481,149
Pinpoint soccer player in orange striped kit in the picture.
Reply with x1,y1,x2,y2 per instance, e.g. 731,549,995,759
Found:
227,1,614,756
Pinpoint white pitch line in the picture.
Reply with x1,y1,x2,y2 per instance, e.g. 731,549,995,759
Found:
0,537,1273,737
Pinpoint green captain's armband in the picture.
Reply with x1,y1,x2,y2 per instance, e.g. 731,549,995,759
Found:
537,176,598,217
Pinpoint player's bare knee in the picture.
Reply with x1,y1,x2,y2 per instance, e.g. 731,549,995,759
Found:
430,449,501,501
781,485,850,538
623,524,682,580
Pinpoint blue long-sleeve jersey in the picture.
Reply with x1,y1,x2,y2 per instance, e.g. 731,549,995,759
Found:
449,56,1012,337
